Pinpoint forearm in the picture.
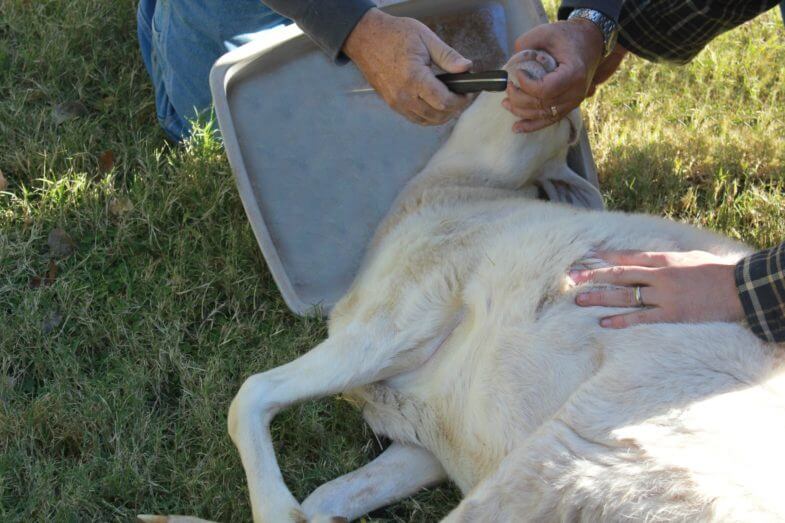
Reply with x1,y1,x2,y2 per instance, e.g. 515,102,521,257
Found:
261,0,374,62
735,242,785,342
566,0,781,64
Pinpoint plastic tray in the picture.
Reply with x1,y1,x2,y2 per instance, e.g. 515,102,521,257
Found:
210,0,599,316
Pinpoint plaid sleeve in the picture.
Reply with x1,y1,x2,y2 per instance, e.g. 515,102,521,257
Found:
616,0,781,64
735,243,785,343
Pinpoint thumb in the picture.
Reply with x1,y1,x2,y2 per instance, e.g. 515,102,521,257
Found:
423,33,472,73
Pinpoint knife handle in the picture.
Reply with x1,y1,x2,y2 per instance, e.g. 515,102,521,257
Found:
436,70,509,94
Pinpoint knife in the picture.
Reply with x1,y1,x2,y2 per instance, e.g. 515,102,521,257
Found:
349,70,509,94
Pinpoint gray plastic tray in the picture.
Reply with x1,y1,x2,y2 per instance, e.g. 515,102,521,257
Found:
210,0,599,316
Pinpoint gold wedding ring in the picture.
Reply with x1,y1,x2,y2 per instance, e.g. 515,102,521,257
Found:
633,285,644,307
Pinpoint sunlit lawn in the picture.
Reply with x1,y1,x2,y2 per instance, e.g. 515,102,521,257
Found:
1,0,783,521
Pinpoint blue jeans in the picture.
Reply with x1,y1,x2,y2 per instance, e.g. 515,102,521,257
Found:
137,0,289,141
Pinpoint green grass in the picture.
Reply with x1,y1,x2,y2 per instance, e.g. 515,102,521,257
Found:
1,0,783,521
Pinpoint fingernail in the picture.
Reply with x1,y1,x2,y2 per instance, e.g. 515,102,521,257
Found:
576,293,587,305
600,318,611,327
569,270,582,280
502,100,510,110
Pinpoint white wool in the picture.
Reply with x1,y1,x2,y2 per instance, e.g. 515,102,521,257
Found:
334,54,783,521
222,51,785,523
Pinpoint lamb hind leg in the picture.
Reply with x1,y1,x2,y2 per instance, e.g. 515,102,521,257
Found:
442,419,713,523
229,323,430,522
302,443,447,521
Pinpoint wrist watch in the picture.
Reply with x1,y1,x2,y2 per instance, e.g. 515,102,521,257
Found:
567,8,619,58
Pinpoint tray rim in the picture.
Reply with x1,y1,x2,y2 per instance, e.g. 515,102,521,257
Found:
211,24,313,315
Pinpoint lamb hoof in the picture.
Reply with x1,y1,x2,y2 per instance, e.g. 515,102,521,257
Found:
310,516,349,523
137,515,216,523
507,49,558,82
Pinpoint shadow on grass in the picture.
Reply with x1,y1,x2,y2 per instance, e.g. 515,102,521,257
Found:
598,140,785,249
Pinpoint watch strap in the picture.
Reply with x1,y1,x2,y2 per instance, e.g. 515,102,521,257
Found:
568,8,619,58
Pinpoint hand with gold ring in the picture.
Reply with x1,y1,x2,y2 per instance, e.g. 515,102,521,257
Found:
569,250,745,328
503,20,627,133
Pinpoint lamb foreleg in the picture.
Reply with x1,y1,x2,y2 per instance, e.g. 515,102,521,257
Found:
228,322,425,523
302,442,446,521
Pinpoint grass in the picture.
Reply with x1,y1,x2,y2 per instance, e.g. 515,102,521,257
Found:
0,0,783,521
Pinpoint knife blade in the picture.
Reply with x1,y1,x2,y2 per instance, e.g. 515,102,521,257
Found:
349,70,509,94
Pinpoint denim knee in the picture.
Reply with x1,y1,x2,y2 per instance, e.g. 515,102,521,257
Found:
138,0,289,141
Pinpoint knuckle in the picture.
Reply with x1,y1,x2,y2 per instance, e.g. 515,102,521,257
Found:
443,47,460,61
509,106,525,118
579,270,595,281
527,84,546,98
406,68,423,84
424,113,441,124
404,112,420,124
390,91,405,106
506,84,522,98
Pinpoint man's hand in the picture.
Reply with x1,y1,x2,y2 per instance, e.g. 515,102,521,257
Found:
503,20,625,133
343,8,473,125
570,250,745,328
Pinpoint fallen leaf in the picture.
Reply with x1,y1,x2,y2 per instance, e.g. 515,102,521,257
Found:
0,169,6,191
108,197,134,217
45,259,58,286
53,101,88,125
98,150,115,173
97,95,117,112
26,88,46,103
42,310,63,335
29,276,42,289
47,227,76,258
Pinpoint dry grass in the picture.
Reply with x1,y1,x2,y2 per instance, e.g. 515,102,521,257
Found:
1,0,783,521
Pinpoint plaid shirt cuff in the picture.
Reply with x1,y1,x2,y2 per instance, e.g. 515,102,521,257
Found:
735,243,785,343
